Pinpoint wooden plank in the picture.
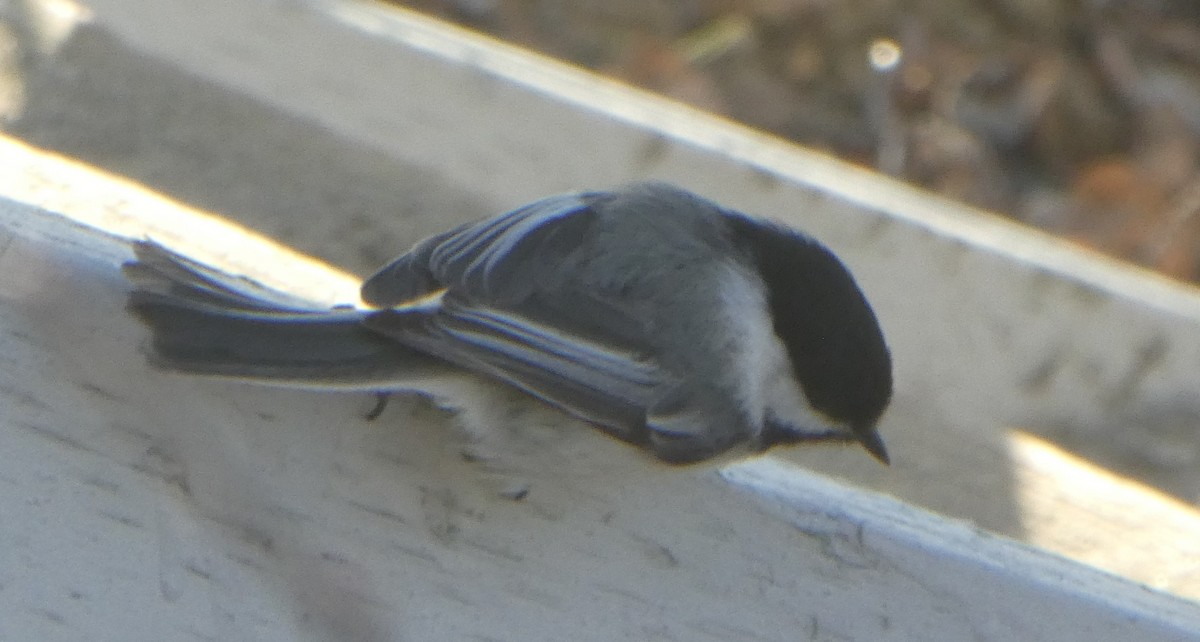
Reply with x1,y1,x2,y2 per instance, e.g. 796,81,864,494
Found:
2,195,1197,641
1008,431,1200,597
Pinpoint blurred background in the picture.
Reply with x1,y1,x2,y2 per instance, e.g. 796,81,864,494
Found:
388,0,1200,284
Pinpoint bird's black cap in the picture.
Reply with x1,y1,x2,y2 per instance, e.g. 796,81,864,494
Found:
724,212,894,464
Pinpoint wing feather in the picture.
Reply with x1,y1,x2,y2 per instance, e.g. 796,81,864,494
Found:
361,193,599,306
364,296,657,442
360,189,669,445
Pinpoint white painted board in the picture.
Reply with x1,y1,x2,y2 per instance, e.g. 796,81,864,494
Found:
2,191,1198,642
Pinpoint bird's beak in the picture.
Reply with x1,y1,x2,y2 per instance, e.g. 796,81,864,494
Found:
856,428,890,465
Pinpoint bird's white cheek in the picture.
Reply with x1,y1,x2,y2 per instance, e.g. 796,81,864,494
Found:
761,367,844,437
716,264,848,440
725,309,841,439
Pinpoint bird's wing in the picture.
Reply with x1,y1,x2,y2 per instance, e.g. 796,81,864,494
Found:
360,192,602,307
361,189,685,446
363,295,660,444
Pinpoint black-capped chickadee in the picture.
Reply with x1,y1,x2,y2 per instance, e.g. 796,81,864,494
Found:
125,183,892,464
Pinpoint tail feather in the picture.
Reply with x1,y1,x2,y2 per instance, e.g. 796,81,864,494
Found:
124,241,444,388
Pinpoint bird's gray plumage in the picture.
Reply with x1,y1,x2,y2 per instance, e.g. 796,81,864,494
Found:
126,183,892,464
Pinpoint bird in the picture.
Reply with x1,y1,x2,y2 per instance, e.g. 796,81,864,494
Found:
124,183,893,465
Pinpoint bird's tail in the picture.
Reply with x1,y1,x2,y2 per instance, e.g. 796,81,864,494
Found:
123,240,444,389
